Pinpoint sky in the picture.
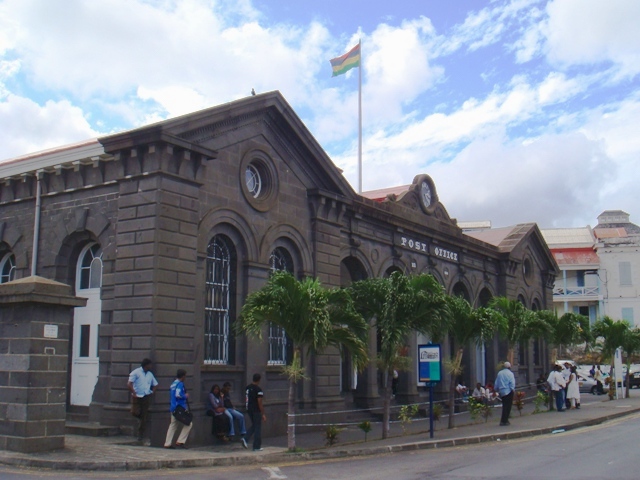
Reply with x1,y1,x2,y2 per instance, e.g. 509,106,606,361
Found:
1,0,639,229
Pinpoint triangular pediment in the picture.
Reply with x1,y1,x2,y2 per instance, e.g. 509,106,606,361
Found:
99,91,356,199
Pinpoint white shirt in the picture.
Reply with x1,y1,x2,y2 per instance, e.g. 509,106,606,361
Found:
547,371,566,391
472,387,486,399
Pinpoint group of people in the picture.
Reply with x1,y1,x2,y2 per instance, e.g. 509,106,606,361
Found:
469,381,500,404
538,362,583,412
127,359,266,451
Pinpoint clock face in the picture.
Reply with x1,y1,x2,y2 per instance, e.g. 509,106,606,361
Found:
421,181,432,208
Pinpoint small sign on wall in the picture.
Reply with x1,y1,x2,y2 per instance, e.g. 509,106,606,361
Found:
44,324,59,339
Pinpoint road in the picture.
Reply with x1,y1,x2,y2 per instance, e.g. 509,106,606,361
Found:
2,410,637,480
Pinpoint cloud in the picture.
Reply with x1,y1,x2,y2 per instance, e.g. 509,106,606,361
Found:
544,0,640,77
0,94,98,161
429,132,615,228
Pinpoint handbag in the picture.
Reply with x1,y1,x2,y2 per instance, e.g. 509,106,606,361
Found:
173,404,193,426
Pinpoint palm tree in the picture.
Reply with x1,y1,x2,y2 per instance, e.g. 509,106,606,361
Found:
444,295,504,429
238,271,369,450
540,311,590,363
620,327,640,397
593,316,630,396
349,271,449,439
489,296,552,365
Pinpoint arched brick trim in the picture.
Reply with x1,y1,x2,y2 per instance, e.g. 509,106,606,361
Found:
198,208,257,261
53,231,101,286
376,255,408,278
339,251,372,287
450,280,472,301
259,223,312,277
476,286,495,307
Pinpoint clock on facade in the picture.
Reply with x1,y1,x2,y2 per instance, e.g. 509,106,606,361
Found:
420,180,432,208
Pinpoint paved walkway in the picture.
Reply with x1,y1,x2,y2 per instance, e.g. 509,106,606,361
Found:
2,394,640,471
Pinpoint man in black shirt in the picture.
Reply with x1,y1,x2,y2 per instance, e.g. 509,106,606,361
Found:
245,373,266,451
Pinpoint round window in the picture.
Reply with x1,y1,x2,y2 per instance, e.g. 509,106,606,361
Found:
239,150,279,212
245,163,262,198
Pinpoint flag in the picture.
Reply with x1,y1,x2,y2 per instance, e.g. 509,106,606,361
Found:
330,43,360,77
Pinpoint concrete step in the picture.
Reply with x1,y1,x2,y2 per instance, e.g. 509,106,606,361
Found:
65,421,122,437
66,405,89,423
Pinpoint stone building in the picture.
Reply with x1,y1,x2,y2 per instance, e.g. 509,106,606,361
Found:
0,91,557,445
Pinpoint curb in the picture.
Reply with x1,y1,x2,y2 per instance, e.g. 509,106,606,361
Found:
2,406,639,471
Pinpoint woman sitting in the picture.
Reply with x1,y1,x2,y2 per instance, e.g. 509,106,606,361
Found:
208,384,230,441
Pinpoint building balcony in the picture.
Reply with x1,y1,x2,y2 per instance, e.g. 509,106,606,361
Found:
553,286,602,301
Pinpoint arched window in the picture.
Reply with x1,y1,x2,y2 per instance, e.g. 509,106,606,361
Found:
0,253,16,284
205,235,236,364
78,244,102,290
268,247,293,365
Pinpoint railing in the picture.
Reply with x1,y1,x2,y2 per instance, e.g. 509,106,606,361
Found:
553,286,599,297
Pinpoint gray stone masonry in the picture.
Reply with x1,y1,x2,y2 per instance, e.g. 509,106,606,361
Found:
0,276,86,453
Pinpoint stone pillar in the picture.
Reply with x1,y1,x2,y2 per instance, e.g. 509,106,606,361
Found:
0,276,86,453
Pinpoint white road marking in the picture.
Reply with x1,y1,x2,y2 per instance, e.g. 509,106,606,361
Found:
262,466,288,479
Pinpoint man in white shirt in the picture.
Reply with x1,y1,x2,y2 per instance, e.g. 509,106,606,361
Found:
472,382,486,403
128,358,159,443
547,365,567,412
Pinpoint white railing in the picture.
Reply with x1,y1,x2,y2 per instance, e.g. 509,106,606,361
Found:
553,286,599,297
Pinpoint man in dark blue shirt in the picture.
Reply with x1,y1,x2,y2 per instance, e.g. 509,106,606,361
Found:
245,373,266,451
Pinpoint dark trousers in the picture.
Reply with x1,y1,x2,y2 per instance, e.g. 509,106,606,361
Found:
500,391,514,424
132,395,151,440
245,411,262,450
554,389,565,411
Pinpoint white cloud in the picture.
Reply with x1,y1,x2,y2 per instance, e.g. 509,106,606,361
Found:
0,94,98,161
545,0,640,77
429,132,616,228
137,85,206,118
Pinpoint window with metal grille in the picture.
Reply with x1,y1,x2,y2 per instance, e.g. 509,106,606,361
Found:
268,247,293,365
0,253,16,284
205,235,235,364
79,244,102,290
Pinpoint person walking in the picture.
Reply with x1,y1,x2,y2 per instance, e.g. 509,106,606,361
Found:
494,361,515,426
245,373,266,451
164,369,192,449
566,365,581,409
127,358,158,444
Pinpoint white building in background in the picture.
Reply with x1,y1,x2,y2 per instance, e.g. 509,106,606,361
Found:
541,210,640,327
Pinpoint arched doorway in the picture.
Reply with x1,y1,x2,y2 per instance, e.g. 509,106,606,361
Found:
340,256,368,395
70,242,103,406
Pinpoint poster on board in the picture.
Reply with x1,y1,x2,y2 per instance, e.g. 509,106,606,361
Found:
418,344,441,383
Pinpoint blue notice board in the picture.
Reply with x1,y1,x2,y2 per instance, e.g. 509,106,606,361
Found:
418,344,441,383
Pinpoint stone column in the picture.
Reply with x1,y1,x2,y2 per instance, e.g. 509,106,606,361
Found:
0,276,86,453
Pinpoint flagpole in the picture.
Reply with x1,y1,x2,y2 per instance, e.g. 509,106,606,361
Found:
357,39,362,194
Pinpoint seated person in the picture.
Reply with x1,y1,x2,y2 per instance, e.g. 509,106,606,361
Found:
221,382,247,448
484,382,499,402
472,382,486,402
455,382,469,402
208,384,230,441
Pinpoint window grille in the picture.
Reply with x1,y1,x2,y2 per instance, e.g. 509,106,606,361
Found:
268,247,293,365
0,253,16,284
205,236,234,364
78,244,102,290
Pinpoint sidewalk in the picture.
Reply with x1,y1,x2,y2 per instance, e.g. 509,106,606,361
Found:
2,394,640,471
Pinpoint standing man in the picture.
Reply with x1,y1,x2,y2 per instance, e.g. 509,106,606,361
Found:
245,373,266,452
127,358,158,444
547,364,567,411
594,366,604,394
164,369,192,448
494,361,515,426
